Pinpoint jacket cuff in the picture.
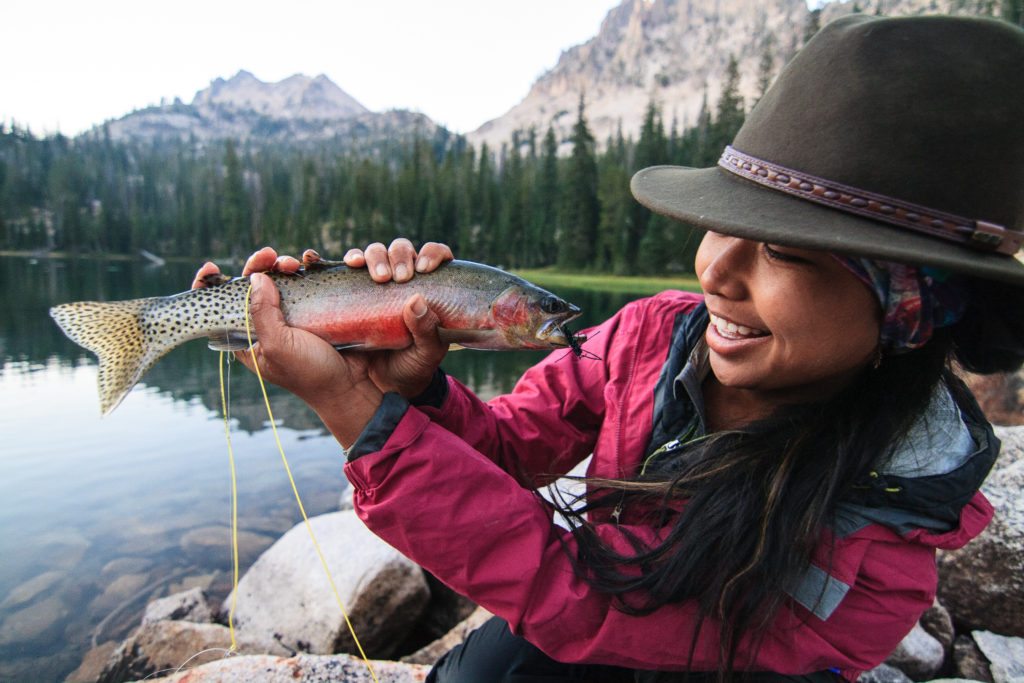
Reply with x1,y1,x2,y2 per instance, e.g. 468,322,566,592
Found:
345,392,410,461
409,368,449,409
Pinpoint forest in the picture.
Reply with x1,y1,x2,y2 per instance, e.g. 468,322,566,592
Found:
0,52,759,277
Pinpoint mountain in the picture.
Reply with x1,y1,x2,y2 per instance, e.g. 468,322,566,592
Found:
468,0,1010,151
99,71,440,147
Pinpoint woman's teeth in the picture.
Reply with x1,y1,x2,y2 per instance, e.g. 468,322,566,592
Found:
709,314,767,339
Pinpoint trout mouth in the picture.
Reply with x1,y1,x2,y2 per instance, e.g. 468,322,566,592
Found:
536,304,582,347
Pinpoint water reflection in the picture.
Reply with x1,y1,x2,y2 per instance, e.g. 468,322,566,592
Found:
0,255,654,682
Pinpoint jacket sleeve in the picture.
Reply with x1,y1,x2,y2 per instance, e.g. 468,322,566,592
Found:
413,306,624,486
344,409,938,677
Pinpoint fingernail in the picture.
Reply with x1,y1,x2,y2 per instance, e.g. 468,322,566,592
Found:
394,264,408,280
411,296,427,317
416,257,428,272
375,263,389,278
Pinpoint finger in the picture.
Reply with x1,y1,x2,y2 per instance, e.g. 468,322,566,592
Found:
302,249,322,267
363,242,391,282
343,248,366,268
246,273,288,356
388,238,417,283
275,255,301,274
192,262,221,290
243,247,279,276
403,294,445,360
415,242,455,273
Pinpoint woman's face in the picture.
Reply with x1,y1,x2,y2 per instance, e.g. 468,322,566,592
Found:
695,232,881,405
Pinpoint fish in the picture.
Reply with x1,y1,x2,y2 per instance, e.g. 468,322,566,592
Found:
49,259,582,416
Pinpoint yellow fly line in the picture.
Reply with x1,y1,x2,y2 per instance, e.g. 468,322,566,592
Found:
217,284,379,682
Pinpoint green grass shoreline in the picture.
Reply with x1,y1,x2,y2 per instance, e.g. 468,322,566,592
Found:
2,250,702,295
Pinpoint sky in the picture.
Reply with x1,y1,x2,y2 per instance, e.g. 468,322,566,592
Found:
1,0,626,136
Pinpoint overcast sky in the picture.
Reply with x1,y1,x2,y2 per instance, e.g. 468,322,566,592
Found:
1,0,627,136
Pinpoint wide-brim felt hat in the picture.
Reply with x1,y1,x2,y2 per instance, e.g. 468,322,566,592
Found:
631,14,1024,285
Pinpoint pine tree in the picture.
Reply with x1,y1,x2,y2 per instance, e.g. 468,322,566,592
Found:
220,139,249,254
756,35,776,104
803,8,822,46
558,94,599,269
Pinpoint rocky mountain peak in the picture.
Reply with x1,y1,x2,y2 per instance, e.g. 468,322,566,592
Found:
191,70,369,120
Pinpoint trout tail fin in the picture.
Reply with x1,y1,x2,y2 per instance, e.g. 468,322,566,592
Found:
50,298,176,416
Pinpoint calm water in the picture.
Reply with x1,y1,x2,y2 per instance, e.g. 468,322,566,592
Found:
0,254,646,682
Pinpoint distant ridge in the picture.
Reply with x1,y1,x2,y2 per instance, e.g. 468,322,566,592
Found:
97,71,440,147
468,0,1009,151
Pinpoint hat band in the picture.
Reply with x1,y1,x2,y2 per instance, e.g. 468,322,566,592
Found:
718,146,1022,256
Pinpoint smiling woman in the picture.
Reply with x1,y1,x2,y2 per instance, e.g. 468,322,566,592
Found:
196,13,1024,683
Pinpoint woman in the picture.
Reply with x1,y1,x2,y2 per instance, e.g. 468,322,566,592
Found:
195,14,1024,683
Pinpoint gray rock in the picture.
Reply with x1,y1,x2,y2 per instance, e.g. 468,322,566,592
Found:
89,572,151,614
921,600,955,652
139,653,429,682
859,663,913,683
0,595,68,646
885,622,945,681
973,631,1024,683
179,525,274,566
220,511,429,659
142,587,213,625
402,606,493,666
954,634,994,682
0,570,65,609
64,640,118,683
939,427,1024,637
97,619,287,683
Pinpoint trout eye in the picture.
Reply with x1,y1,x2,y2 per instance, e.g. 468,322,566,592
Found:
540,295,566,314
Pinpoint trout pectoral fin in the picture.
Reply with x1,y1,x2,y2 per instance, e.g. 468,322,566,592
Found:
208,331,251,352
333,342,367,351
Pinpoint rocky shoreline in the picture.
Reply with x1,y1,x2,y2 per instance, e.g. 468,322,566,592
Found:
63,400,1024,682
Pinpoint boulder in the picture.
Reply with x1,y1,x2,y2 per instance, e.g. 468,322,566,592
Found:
402,606,493,666
953,634,994,682
64,641,118,683
963,369,1024,427
884,622,945,681
858,663,913,683
920,600,955,652
0,595,68,646
142,587,213,625
972,631,1024,683
140,653,429,682
0,570,65,609
219,511,430,659
939,426,1024,637
96,619,288,683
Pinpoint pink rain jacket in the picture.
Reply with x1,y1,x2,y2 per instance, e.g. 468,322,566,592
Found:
344,291,996,680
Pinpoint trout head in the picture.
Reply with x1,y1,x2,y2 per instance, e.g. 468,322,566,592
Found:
490,284,581,349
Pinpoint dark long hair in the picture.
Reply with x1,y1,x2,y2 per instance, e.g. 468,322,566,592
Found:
553,329,971,678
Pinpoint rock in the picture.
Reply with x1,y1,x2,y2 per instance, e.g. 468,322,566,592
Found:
963,369,1024,427
179,525,274,566
1,570,65,609
939,426,1024,637
142,587,213,625
141,653,429,682
220,511,429,659
402,606,493,666
954,634,994,682
972,631,1024,683
0,595,68,646
97,619,288,683
100,556,154,577
89,572,151,614
921,600,955,652
65,640,118,683
885,622,945,681
167,572,217,595
858,663,913,683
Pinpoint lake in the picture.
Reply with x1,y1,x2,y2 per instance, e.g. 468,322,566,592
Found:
0,254,655,682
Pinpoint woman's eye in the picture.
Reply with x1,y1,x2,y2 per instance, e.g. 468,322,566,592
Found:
762,243,806,263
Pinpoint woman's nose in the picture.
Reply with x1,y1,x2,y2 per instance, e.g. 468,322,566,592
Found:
697,233,753,300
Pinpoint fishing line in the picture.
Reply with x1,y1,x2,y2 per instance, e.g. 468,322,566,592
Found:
242,283,380,683
219,351,240,653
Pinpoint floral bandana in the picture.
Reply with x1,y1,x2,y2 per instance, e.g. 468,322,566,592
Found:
832,256,968,352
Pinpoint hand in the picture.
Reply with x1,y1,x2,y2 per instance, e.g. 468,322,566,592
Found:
343,238,454,283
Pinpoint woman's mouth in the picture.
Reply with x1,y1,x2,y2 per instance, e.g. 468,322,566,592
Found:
708,313,769,341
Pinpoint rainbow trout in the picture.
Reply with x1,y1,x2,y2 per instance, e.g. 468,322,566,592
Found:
50,259,582,415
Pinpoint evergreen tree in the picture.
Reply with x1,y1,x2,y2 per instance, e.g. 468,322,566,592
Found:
803,8,822,45
558,95,599,269
220,139,249,253
713,55,746,153
756,35,776,104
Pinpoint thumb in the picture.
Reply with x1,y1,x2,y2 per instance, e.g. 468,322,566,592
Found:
403,294,442,349
247,273,287,349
